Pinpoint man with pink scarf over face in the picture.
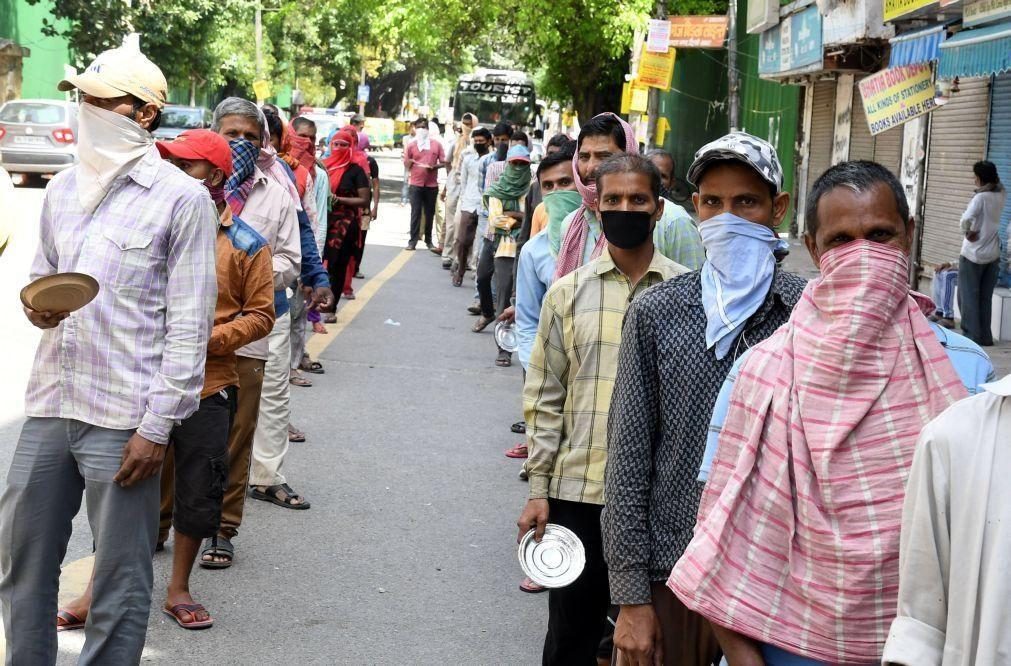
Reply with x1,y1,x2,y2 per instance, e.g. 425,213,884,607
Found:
671,161,993,666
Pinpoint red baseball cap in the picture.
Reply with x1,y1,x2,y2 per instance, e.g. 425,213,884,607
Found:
156,129,233,177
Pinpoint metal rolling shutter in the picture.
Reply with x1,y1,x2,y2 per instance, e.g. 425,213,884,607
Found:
850,81,875,162
921,77,990,270
873,125,903,176
987,73,1011,285
808,80,836,183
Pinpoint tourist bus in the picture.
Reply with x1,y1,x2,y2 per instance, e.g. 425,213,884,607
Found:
453,69,537,129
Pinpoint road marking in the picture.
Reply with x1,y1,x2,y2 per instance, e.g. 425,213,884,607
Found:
306,249,414,358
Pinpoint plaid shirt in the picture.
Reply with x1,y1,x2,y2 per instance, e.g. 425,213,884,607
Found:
524,247,687,505
25,147,217,444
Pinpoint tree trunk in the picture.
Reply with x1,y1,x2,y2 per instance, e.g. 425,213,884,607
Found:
364,69,416,117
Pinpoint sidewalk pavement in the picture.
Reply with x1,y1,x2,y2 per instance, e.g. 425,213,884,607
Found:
779,238,1011,377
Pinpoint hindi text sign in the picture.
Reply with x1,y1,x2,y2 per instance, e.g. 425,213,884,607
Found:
668,16,729,48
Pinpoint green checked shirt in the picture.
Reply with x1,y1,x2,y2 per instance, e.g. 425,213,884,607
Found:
523,247,687,505
561,198,705,271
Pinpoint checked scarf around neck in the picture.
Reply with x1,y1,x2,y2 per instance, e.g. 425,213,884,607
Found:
225,138,259,216
669,240,967,664
553,112,637,282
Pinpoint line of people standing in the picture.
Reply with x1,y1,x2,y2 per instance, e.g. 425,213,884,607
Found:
0,47,382,663
494,111,1002,666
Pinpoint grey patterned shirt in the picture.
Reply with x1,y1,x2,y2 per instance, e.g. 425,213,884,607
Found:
601,269,806,605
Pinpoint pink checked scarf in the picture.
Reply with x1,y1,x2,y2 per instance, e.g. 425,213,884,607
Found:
257,144,303,209
552,112,637,282
669,241,967,663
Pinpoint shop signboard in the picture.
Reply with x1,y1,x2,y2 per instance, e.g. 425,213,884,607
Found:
884,0,938,22
639,43,677,89
758,5,823,75
964,0,1011,26
858,63,937,135
668,16,729,48
748,0,780,34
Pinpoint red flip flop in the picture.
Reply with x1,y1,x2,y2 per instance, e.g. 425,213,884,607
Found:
56,609,86,632
519,577,547,593
163,603,214,630
505,444,528,459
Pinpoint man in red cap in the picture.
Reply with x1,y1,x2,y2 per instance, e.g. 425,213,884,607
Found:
56,129,276,632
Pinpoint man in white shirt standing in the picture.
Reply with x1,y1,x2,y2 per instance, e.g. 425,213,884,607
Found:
958,160,1006,346
453,127,493,287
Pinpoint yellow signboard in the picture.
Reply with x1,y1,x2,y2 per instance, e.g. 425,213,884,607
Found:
621,82,632,114
253,79,272,101
630,82,650,112
638,44,676,90
883,0,938,22
858,63,937,135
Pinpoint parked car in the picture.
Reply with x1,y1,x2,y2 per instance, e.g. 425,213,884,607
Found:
0,99,79,178
152,104,213,141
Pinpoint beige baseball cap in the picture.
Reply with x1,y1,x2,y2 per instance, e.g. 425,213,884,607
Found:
58,47,168,108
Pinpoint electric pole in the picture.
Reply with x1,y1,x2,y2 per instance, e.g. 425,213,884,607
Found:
254,0,264,104
727,0,740,130
645,0,667,150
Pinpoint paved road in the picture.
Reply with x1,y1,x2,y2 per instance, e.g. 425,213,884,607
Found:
0,152,545,664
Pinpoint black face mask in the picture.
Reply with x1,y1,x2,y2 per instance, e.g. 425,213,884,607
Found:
600,209,655,250
474,142,490,156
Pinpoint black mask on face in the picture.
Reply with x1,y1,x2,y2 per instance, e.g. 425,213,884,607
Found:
600,209,655,249
474,142,490,156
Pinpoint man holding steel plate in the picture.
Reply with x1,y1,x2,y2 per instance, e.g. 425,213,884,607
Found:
517,152,687,664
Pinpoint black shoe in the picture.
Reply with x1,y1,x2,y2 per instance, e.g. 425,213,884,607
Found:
441,258,452,270
406,242,417,251
467,302,482,315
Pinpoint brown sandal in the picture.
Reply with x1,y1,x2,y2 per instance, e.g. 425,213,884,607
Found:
162,603,214,629
472,316,494,333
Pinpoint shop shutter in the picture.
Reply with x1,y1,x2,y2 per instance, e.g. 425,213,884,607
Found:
873,125,903,176
808,80,836,183
987,73,1011,285
850,81,875,162
921,77,990,270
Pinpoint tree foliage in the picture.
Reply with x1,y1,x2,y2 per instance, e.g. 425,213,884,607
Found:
29,0,730,118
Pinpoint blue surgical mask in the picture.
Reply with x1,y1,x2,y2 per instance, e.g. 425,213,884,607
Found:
699,213,780,359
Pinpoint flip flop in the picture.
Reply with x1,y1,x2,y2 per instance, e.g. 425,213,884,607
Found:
199,536,234,570
472,316,494,333
162,603,214,630
505,444,528,459
56,609,86,632
496,350,512,367
299,360,325,374
519,577,547,594
288,425,306,443
289,376,312,388
511,421,526,434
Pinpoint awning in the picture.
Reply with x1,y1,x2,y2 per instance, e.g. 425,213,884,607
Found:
889,25,947,66
938,22,1011,78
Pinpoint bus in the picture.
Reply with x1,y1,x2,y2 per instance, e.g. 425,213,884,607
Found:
453,69,537,129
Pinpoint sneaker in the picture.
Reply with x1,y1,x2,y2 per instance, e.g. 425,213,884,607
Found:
405,241,417,251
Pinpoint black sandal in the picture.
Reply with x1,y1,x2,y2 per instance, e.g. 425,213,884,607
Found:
199,536,234,569
496,350,512,367
511,421,526,434
299,359,325,374
250,483,311,510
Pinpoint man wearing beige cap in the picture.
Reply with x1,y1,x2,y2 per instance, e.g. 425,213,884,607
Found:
0,47,217,664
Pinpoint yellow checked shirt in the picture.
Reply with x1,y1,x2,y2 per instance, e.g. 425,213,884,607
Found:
524,247,687,505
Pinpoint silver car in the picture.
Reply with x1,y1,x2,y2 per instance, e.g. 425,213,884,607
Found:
0,99,79,177
152,105,213,141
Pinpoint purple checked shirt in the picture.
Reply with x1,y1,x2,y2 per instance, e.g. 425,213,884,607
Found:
25,147,218,444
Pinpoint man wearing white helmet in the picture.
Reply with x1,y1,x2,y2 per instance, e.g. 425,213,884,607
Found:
0,48,217,664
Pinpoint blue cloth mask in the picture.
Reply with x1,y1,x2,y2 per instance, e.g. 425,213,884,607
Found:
700,213,780,360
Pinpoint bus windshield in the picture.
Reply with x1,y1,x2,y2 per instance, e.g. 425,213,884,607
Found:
454,73,535,127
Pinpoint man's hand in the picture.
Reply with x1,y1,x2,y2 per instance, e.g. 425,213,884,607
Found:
614,604,664,666
308,286,334,311
440,188,447,202
498,305,515,324
371,206,379,221
711,625,765,666
24,306,69,329
516,498,549,543
966,230,980,242
113,432,166,488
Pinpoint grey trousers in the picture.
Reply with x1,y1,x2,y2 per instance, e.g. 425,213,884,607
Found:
0,417,160,665
958,255,999,346
288,282,308,370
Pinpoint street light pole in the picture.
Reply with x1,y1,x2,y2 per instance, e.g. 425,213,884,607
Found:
254,0,264,104
727,0,740,130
